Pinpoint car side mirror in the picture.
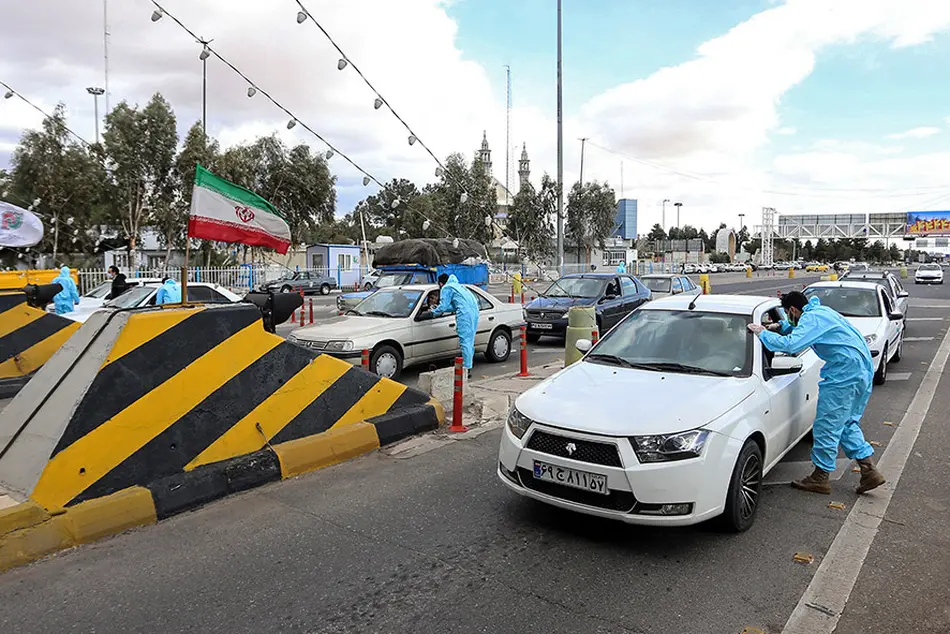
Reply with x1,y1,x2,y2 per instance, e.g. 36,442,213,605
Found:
603,294,617,301
575,339,592,353
889,312,904,321
898,291,909,299
770,355,803,376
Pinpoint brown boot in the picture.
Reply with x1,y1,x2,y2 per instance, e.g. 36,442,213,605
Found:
856,457,885,494
791,467,832,494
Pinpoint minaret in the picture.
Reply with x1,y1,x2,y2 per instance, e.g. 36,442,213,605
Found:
518,143,530,190
477,131,492,177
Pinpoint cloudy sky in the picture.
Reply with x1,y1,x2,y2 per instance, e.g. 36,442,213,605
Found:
4,0,950,235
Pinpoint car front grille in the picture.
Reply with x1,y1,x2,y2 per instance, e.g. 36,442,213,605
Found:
526,430,623,467
526,310,565,322
517,468,636,512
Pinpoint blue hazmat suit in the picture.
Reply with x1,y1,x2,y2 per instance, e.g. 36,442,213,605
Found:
616,262,627,274
431,275,480,369
155,279,182,305
758,296,875,472
51,266,80,315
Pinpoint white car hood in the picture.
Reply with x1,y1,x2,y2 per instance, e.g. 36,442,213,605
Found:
846,317,885,338
516,361,756,436
293,315,405,340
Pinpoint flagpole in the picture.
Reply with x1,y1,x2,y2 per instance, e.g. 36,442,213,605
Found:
181,223,190,304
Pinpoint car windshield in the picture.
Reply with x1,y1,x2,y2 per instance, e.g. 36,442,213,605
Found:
84,281,112,299
587,309,753,377
375,273,414,288
105,285,155,309
805,287,881,317
351,288,423,318
641,277,672,293
919,264,941,271
545,277,605,298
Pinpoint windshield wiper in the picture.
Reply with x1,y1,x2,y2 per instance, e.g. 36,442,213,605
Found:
627,362,732,377
346,309,362,316
585,353,635,368
364,310,395,318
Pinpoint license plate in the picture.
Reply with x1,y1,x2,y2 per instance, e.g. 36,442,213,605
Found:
530,322,553,330
533,461,608,495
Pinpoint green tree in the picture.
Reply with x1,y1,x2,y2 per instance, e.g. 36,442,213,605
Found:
352,178,428,240
647,223,667,241
505,182,554,263
736,225,750,251
427,153,496,245
565,180,617,263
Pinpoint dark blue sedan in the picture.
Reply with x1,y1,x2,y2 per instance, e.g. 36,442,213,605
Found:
524,273,652,341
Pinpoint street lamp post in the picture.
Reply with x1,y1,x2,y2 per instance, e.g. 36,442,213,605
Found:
555,0,564,272
662,199,670,231
674,201,683,229
86,87,105,144
197,37,213,136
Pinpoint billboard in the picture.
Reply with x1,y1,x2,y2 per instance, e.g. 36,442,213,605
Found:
906,211,950,236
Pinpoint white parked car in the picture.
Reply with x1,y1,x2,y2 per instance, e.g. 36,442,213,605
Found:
915,263,944,285
62,281,242,323
639,274,701,299
53,277,163,315
498,294,822,532
804,281,904,385
289,284,524,378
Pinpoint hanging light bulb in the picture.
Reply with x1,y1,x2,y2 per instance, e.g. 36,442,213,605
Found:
71,237,79,244
452,238,459,248
408,135,417,146
199,46,211,61
362,176,371,186
324,149,334,160
459,192,469,204
150,8,163,22
296,10,307,24
286,118,297,130
373,97,383,110
3,90,13,100
392,198,400,209
423,219,431,231
435,167,444,178
337,59,348,71
247,86,257,98
73,229,79,236
484,215,492,227
66,216,75,225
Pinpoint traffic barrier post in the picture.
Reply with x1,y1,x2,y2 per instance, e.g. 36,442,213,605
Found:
309,298,314,324
591,329,599,345
360,349,370,371
449,357,468,432
518,326,530,377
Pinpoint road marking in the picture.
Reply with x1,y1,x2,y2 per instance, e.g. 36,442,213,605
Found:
765,458,852,486
911,304,950,309
888,372,912,381
783,310,950,633
907,317,944,321
903,336,934,342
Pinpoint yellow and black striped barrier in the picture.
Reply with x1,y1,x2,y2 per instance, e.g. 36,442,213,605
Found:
0,291,80,397
0,302,442,526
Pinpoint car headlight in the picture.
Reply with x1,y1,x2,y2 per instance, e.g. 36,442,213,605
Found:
336,297,344,309
324,340,354,352
287,334,298,343
506,406,535,439
630,429,710,463
864,334,878,345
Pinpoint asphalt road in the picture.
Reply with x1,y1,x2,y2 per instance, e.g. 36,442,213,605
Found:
2,274,948,633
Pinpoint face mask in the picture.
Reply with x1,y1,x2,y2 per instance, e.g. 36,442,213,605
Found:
789,311,800,327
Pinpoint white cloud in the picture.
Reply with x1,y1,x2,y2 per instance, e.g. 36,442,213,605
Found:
886,126,941,140
776,127,797,136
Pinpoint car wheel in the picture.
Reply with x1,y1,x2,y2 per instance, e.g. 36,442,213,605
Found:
280,285,292,293
320,283,331,296
526,332,542,344
371,344,403,380
486,328,512,362
891,335,903,363
874,345,888,385
718,439,763,533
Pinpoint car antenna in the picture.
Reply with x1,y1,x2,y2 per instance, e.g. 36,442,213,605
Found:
688,293,700,311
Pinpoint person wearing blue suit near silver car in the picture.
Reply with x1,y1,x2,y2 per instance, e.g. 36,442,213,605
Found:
155,277,182,305
51,265,80,315
616,261,627,274
747,291,885,495
428,273,479,372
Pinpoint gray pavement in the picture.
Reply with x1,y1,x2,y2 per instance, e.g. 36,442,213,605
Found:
2,274,946,633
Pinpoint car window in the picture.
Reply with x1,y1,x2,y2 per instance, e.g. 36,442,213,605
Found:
604,278,622,298
474,293,493,311
545,277,606,298
351,288,423,318
412,273,431,284
620,277,639,296
671,278,684,293
187,286,213,302
84,281,112,299
105,285,155,309
804,287,882,317
881,290,892,314
641,277,671,293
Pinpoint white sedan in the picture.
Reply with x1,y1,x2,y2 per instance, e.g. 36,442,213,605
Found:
804,281,904,385
498,294,822,532
63,281,242,323
290,284,524,378
915,263,944,285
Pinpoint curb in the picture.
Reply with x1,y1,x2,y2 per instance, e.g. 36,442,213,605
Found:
0,400,443,572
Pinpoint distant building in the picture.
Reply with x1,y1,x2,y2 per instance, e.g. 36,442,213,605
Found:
715,228,737,259
474,132,531,235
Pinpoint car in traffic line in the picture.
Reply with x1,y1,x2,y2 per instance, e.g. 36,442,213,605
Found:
336,269,435,314
639,274,702,299
523,273,652,342
803,281,904,385
915,263,944,284
259,270,338,296
498,294,822,532
62,282,242,323
289,284,523,379
840,269,909,318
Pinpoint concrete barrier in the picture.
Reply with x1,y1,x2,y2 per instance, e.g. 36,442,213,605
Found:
0,302,443,569
0,291,81,398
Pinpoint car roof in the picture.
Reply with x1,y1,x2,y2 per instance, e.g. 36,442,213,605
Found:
640,273,680,279
641,293,776,314
562,273,620,279
844,271,887,278
807,281,882,291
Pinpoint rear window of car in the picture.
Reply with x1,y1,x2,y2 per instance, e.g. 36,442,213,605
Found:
804,287,881,318
919,264,941,271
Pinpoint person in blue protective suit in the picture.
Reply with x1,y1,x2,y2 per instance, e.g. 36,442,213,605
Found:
616,261,627,274
421,273,480,372
50,265,80,315
154,277,182,305
748,291,885,495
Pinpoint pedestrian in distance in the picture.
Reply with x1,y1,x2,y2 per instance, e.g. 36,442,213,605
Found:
747,291,885,495
105,265,130,300
616,261,627,274
155,277,182,305
50,265,80,315
419,273,479,374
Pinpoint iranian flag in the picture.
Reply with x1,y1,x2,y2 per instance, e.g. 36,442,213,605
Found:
188,164,291,254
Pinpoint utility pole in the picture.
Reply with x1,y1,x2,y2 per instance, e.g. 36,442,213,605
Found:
505,65,511,208
662,199,670,231
555,0,564,272
103,0,110,115
738,212,745,251
620,162,624,198
674,201,683,229
578,137,588,186
86,87,105,144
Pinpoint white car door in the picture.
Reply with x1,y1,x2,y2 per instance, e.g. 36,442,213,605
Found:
410,299,458,362
468,287,496,351
879,289,902,360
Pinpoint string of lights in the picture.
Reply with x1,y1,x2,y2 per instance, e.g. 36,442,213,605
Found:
587,140,950,200
148,1,468,239
1,80,95,150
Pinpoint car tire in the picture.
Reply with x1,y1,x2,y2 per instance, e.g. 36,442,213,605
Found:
486,328,512,363
891,336,903,363
320,283,331,296
874,345,888,385
280,285,292,293
718,439,763,533
526,332,542,344
370,344,403,380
